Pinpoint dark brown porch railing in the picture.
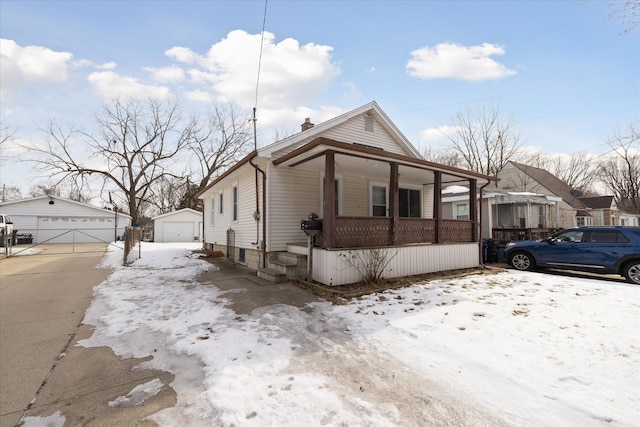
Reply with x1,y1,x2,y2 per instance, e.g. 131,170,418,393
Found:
314,217,474,248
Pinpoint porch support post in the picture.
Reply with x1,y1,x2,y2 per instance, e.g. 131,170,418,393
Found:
389,162,399,245
434,171,442,243
323,151,336,248
469,179,478,242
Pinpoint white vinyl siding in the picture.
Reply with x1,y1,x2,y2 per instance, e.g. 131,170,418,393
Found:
341,175,368,216
303,243,480,286
322,118,409,155
210,198,215,225
267,165,320,251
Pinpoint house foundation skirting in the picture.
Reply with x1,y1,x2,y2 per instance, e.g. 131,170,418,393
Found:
289,242,480,286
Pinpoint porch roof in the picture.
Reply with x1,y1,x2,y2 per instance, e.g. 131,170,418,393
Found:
273,137,498,186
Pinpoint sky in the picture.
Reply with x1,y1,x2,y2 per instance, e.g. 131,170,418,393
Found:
17,242,640,426
1,0,639,194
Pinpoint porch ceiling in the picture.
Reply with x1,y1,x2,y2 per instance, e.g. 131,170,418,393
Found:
273,138,495,186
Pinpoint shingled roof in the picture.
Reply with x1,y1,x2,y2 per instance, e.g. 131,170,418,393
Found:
579,195,615,209
509,161,587,209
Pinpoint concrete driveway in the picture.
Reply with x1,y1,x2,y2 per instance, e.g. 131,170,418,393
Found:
0,244,178,427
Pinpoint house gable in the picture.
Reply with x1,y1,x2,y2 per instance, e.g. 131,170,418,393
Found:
259,101,421,160
497,162,586,210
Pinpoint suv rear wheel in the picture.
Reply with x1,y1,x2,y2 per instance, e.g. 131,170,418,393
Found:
510,252,535,271
622,261,640,285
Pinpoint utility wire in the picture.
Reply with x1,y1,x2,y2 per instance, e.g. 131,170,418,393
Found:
254,0,268,113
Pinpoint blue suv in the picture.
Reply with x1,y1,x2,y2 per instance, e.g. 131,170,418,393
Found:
503,226,640,285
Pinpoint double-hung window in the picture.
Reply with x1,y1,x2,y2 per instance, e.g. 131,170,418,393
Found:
232,185,238,222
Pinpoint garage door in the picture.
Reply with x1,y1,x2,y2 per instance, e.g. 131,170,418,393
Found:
162,222,194,242
37,216,117,243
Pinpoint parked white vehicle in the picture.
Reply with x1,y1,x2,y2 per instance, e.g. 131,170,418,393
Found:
1,214,14,245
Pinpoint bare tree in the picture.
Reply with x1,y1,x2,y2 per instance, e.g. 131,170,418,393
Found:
1,184,21,202
0,121,19,164
189,103,253,196
442,103,522,177
421,145,462,167
146,176,199,215
609,1,640,34
529,152,598,195
26,98,196,223
598,121,640,214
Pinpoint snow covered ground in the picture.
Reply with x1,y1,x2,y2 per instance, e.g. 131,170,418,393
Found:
23,242,640,426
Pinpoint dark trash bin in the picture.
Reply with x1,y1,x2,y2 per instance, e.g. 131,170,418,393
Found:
486,239,500,263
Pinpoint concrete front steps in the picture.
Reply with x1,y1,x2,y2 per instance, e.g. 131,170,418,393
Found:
257,251,307,283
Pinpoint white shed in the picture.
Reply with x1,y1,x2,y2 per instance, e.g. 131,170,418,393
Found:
0,195,131,244
152,208,202,242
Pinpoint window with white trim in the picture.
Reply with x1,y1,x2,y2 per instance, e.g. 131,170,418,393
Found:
370,183,388,217
232,184,238,222
455,203,469,220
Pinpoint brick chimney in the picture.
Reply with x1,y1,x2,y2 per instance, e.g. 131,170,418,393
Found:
301,117,314,131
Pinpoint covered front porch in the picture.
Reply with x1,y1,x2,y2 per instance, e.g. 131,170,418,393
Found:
274,137,493,249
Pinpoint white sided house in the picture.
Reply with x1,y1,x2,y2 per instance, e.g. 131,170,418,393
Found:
198,102,496,286
0,195,131,244
152,208,203,243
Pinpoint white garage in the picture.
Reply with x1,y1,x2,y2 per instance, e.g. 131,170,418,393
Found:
0,195,131,244
153,208,202,243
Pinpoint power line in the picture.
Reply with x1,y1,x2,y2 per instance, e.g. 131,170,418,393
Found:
254,0,269,113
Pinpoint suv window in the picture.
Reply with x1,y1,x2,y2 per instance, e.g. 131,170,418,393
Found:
551,230,584,243
587,230,629,243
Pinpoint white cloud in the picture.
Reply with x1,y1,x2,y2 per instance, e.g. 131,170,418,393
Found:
165,30,340,116
87,71,171,100
407,42,517,81
97,61,117,70
145,65,185,83
420,125,458,145
185,89,215,103
0,38,74,97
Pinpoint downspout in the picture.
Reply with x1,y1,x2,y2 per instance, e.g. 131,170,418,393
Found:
479,180,491,267
250,108,266,268
249,156,266,268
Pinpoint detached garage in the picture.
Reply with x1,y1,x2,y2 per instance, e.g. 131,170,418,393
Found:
0,195,131,244
152,208,202,243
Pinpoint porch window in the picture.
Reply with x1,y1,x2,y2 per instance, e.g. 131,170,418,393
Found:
455,203,469,220
399,188,421,218
371,184,388,217
232,185,238,222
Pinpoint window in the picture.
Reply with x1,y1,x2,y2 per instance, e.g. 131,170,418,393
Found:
219,192,223,214
364,116,374,132
214,197,216,225
576,216,592,226
456,203,469,220
371,184,387,216
399,188,421,218
588,231,629,243
232,185,238,221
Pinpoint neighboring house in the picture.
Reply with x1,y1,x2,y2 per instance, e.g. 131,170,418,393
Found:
197,102,496,286
0,195,131,244
152,208,202,243
577,196,618,226
443,189,562,243
620,211,640,226
490,161,588,230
